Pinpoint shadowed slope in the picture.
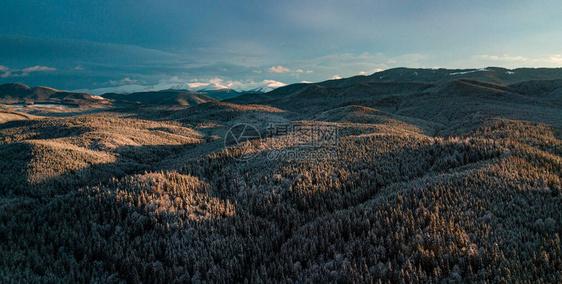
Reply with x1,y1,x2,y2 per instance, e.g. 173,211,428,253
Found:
312,105,441,135
102,90,218,106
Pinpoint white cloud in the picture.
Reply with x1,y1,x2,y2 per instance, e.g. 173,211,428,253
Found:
295,69,304,73
332,75,342,80
218,79,287,92
269,65,290,73
121,77,138,84
109,77,139,85
187,82,210,89
476,54,528,62
74,65,85,70
253,70,263,74
549,55,562,63
151,77,230,91
0,65,56,78
471,54,562,66
203,78,230,89
301,80,313,83
260,79,287,88
21,66,56,73
281,52,427,82
209,77,225,85
359,69,385,75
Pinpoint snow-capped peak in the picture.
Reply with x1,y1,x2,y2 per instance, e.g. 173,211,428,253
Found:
73,79,287,96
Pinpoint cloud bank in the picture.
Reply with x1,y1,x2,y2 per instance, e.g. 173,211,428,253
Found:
0,65,56,78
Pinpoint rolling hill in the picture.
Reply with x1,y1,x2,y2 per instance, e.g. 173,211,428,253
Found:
0,83,109,106
230,67,562,104
101,90,218,106
0,68,561,283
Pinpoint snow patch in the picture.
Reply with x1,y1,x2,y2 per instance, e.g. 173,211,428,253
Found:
506,71,515,75
449,68,489,76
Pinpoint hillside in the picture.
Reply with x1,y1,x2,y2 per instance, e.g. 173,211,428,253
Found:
0,83,109,106
0,73,561,283
230,67,562,103
362,67,562,85
101,90,218,106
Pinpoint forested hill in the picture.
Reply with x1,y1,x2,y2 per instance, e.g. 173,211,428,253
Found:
0,68,561,282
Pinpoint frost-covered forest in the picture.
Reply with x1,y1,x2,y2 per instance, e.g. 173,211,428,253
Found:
0,73,561,282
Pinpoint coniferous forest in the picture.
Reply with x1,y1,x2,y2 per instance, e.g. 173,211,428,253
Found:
0,68,561,282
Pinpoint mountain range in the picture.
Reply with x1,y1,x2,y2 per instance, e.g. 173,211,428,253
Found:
78,67,562,99
260,66,562,98
3,67,562,106
72,79,287,99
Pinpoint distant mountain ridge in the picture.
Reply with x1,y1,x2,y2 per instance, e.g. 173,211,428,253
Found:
4,67,562,106
74,79,285,99
0,83,108,105
101,90,218,106
226,70,562,134
264,67,562,96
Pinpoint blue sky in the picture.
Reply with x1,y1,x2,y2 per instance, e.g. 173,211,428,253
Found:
1,0,561,92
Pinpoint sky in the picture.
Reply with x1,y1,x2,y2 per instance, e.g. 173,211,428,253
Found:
0,0,561,92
